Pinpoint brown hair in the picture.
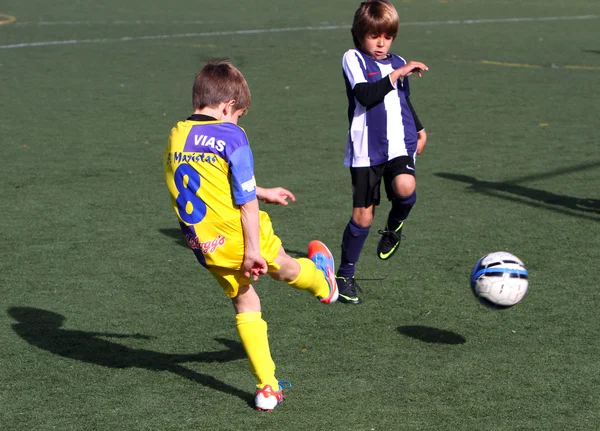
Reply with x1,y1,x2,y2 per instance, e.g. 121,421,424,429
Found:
192,59,251,114
351,0,399,48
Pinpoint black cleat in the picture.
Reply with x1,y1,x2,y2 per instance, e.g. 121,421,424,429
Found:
377,222,404,260
335,276,362,305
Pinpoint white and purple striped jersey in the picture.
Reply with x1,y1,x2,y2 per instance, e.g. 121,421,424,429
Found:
343,48,419,168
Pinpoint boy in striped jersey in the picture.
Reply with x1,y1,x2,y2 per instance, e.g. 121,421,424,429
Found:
336,0,429,304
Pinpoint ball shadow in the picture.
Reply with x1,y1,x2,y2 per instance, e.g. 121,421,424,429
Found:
397,325,466,345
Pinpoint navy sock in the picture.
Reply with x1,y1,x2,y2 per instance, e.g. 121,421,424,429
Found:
387,191,417,231
337,218,370,278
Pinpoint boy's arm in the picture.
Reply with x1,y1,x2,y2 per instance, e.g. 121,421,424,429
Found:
352,60,428,108
256,186,296,206
406,96,423,132
239,198,268,280
353,78,395,108
406,96,427,155
416,129,427,155
228,142,267,280
406,97,427,156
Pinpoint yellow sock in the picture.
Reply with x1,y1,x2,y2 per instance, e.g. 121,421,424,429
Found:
235,312,279,390
288,258,329,298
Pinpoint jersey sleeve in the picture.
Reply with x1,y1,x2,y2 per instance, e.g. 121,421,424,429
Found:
353,78,395,108
342,50,367,89
229,144,257,205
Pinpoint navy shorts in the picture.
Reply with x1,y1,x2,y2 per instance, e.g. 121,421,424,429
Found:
350,155,415,208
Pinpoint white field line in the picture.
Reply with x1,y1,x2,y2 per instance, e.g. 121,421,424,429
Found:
1,15,599,50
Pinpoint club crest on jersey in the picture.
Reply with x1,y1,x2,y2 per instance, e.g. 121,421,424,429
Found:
186,234,226,254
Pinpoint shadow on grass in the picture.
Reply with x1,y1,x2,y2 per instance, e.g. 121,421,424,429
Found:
8,306,254,407
398,325,466,344
436,170,600,221
159,227,188,248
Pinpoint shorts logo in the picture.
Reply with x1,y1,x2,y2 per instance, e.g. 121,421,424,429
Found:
186,234,226,254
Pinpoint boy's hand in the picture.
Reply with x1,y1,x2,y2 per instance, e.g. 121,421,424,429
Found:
257,187,296,206
243,254,268,281
398,61,428,78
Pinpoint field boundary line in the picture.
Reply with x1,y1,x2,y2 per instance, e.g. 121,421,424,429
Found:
1,15,599,49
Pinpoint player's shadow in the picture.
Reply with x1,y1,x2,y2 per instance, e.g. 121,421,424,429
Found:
159,227,188,248
8,306,254,406
436,172,600,220
398,325,466,345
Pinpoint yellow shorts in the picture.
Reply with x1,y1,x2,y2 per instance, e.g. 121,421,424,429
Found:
204,211,282,298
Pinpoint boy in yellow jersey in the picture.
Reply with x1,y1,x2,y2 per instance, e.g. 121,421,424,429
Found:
163,60,338,412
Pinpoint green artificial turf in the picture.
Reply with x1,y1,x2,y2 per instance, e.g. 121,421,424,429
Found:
1,1,599,429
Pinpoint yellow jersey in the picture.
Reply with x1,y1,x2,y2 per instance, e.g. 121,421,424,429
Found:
163,115,261,269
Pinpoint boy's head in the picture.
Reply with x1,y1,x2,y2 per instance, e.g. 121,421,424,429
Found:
351,0,399,56
192,59,251,116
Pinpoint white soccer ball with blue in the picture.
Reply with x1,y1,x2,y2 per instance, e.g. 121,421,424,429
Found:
470,252,529,308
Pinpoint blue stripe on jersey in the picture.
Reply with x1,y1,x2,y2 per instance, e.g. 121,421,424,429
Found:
183,122,247,157
229,145,256,205
182,121,257,205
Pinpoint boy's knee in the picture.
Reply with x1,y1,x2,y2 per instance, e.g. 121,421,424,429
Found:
352,207,374,227
270,252,300,282
393,175,416,197
232,285,261,314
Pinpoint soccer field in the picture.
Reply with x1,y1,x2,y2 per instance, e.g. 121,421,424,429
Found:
1,1,599,429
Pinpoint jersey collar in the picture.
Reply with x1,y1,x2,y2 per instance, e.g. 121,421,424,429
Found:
187,114,217,121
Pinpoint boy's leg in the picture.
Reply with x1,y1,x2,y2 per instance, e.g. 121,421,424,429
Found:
387,190,417,230
212,269,283,411
307,240,338,304
335,213,371,305
270,246,337,303
229,285,279,389
337,212,372,279
377,191,416,260
259,211,333,301
378,158,417,260
335,165,384,304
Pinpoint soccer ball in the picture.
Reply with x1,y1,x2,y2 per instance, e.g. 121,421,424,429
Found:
470,252,529,308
